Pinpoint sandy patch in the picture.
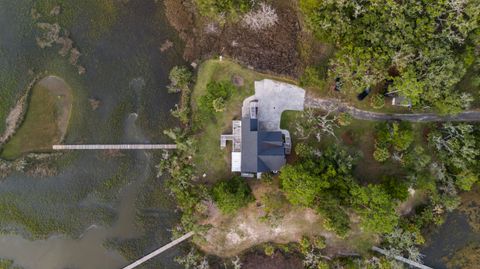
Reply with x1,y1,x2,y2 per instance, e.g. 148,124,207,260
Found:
198,181,378,257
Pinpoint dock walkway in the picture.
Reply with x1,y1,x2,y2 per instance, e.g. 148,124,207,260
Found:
53,144,177,150
122,232,194,269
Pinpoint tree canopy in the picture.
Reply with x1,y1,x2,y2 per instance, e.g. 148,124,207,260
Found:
301,0,480,113
211,177,254,214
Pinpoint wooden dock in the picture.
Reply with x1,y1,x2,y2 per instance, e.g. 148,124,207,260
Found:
122,232,195,269
372,246,433,269
52,144,177,150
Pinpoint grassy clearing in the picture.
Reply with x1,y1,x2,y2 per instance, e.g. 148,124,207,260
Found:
1,77,72,160
192,59,296,181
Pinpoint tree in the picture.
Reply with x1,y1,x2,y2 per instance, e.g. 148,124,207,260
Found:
175,248,210,269
280,144,356,236
199,81,235,114
300,0,480,112
382,177,409,202
280,163,330,207
242,3,278,31
350,184,399,234
455,172,479,191
374,122,414,162
373,145,390,162
383,228,424,264
211,177,254,214
429,123,478,171
295,108,339,142
168,66,192,93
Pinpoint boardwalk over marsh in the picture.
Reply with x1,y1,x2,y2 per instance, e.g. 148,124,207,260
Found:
53,144,177,150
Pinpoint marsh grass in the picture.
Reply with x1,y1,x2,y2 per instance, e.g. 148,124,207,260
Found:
1,79,72,160
0,259,22,269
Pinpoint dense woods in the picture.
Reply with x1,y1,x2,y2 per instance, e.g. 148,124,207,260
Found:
301,0,480,113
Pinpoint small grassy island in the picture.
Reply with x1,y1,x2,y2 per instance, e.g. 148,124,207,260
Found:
1,76,72,159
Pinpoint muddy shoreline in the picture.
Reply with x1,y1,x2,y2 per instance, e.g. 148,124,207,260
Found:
0,76,41,147
164,0,302,78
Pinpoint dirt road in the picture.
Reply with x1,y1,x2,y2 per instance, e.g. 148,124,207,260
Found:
305,97,480,122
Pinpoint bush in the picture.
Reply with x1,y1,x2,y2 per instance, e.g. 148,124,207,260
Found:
300,66,326,89
199,81,235,114
381,177,409,201
212,177,254,214
456,173,479,191
373,145,390,162
374,122,414,161
313,235,326,249
168,66,192,93
299,236,311,254
370,94,385,109
195,0,253,19
337,113,352,126
264,244,275,256
318,203,351,238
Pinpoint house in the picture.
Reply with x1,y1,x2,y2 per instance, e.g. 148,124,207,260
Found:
220,79,305,178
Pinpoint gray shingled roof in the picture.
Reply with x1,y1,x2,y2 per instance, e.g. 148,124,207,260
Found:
241,117,286,173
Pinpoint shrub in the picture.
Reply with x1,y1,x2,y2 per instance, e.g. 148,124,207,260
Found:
199,81,235,114
337,113,352,126
374,122,414,161
299,236,311,254
195,0,253,19
370,94,385,109
392,122,414,152
212,177,254,214
455,172,478,191
264,244,275,256
373,145,390,162
381,177,409,201
300,66,325,89
313,235,326,249
167,66,192,93
318,203,351,238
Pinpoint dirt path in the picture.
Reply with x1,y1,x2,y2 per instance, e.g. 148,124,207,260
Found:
305,97,480,122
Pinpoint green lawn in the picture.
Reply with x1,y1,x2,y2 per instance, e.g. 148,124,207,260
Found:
1,78,72,160
192,59,296,182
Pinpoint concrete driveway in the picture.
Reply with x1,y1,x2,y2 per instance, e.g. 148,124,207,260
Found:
249,79,305,131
